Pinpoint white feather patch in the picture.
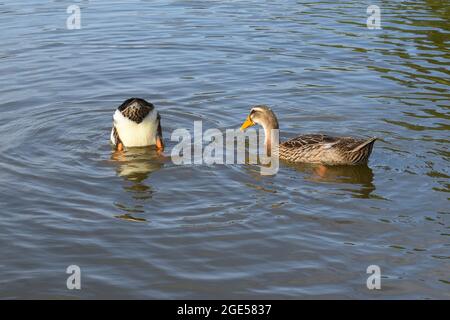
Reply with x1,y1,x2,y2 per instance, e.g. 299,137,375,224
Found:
111,109,158,147
323,142,338,149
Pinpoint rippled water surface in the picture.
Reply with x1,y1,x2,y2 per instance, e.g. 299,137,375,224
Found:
0,0,449,299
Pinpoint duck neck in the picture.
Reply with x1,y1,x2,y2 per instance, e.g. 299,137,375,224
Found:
261,121,279,156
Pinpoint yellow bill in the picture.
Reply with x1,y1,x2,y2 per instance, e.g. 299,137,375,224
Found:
240,116,255,131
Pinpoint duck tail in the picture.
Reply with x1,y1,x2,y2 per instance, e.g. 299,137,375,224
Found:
350,137,377,153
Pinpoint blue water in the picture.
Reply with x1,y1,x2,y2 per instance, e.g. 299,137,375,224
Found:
0,0,448,298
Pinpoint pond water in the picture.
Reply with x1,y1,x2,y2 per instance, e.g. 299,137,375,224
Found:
0,0,448,298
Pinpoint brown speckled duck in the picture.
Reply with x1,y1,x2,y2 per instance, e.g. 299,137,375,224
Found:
240,105,376,165
110,98,164,152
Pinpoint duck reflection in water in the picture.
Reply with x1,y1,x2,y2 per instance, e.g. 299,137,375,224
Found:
110,147,164,222
288,163,376,198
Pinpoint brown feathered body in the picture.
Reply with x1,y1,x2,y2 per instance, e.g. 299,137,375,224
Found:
279,134,376,165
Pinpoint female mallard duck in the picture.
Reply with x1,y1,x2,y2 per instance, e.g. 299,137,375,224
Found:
111,98,164,152
240,105,376,165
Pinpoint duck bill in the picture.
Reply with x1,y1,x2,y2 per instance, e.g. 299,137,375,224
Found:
240,116,255,131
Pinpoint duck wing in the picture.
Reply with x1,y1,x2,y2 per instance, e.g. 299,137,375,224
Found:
280,134,377,164
281,134,340,149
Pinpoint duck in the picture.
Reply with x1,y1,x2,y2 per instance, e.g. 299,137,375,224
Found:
110,98,164,152
240,105,376,165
